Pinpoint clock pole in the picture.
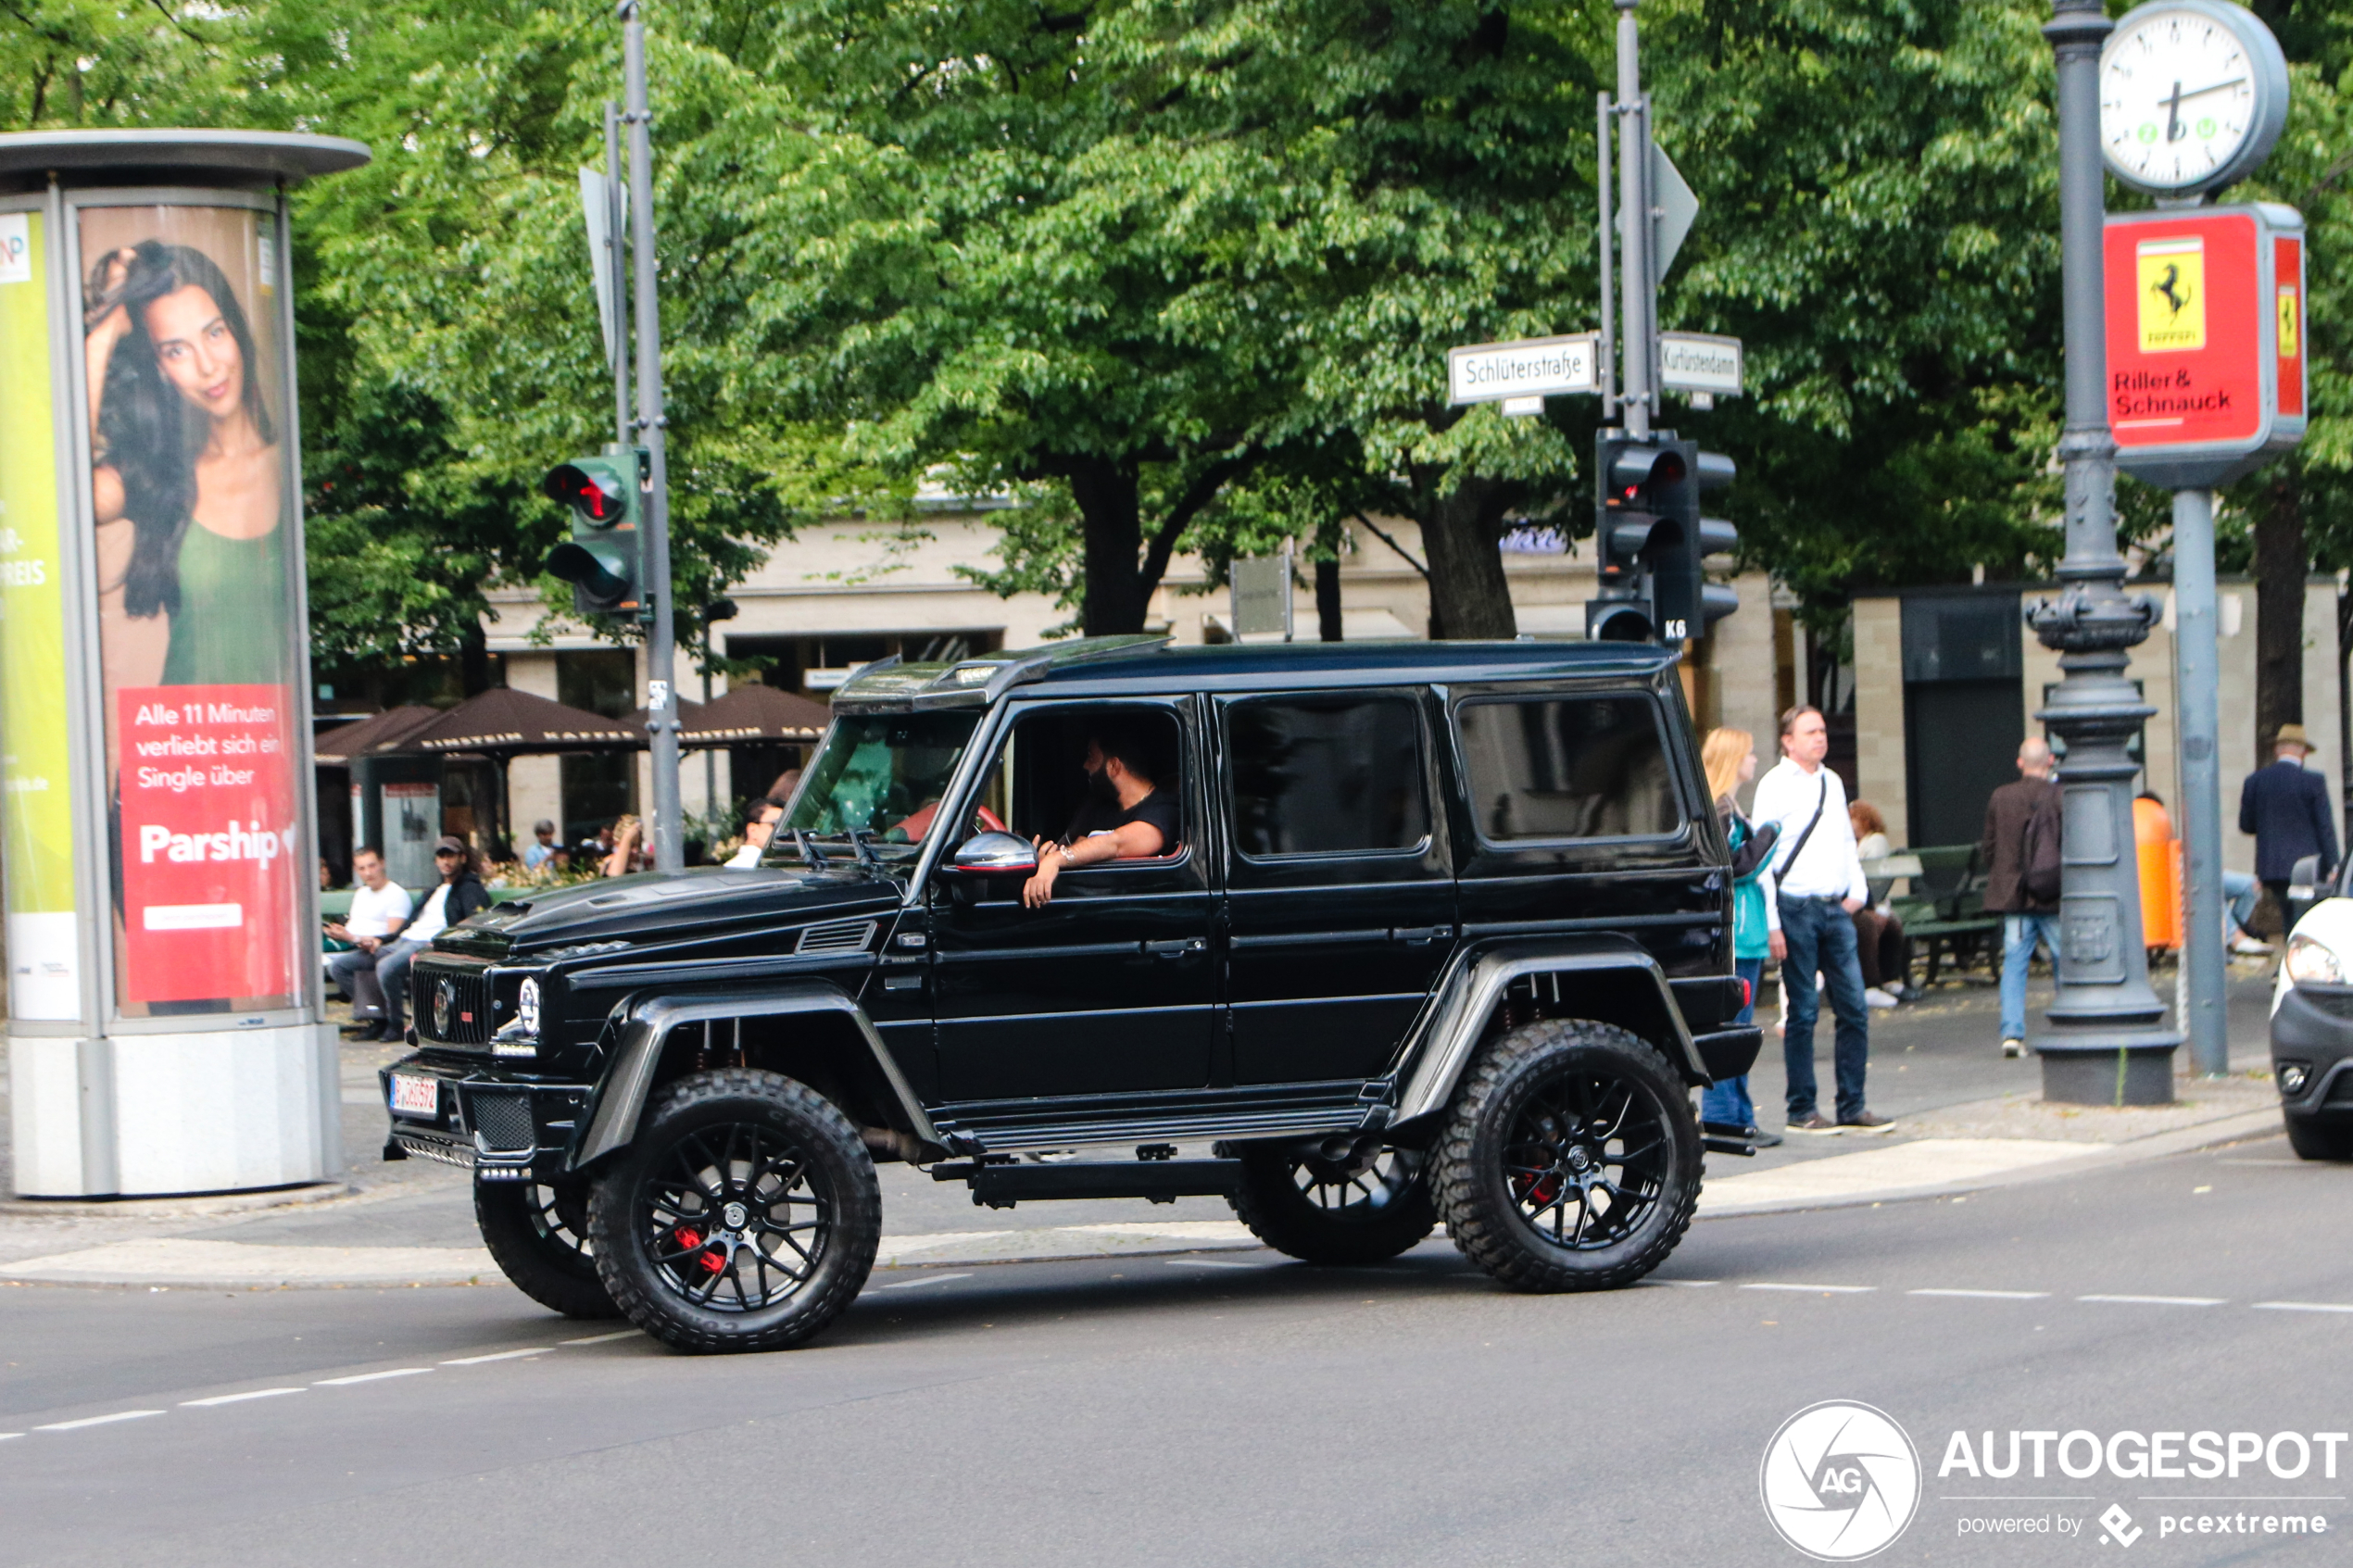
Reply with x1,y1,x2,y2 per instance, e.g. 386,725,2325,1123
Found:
2030,0,2182,1104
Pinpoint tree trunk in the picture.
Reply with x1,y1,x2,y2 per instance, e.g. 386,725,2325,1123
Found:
1416,475,1518,639
459,619,494,696
1070,458,1149,635
2251,475,2306,767
2339,583,2352,845
1315,558,1343,641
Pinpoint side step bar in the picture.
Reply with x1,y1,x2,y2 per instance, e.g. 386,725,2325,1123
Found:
932,1157,1242,1210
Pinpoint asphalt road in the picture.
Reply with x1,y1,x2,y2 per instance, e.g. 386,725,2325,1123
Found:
3,1130,2347,1568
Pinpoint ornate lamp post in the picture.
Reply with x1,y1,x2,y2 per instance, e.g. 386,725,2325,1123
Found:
2029,0,2182,1104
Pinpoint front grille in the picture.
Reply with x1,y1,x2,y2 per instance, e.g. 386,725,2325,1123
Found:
797,919,877,956
420,966,494,1045
469,1090,536,1153
2324,1071,2353,1107
2297,985,2353,1020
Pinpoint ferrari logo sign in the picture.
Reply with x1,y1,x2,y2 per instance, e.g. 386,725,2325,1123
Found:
2135,237,2206,353
2278,285,2300,359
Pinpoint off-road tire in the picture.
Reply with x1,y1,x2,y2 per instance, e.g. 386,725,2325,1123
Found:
588,1069,880,1353
2284,1113,2353,1162
1227,1143,1437,1265
1434,1018,1702,1292
475,1177,621,1320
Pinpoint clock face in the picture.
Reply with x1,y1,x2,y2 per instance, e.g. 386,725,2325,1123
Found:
2101,8,2260,190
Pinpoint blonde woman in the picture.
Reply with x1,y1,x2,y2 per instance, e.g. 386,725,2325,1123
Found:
1700,727,1780,1148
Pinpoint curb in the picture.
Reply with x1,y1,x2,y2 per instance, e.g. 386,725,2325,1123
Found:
0,1182,352,1220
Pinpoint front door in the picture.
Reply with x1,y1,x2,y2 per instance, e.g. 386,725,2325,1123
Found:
1218,689,1455,1085
929,699,1214,1101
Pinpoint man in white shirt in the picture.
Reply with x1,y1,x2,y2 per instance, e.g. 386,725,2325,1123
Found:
326,847,411,1041
725,797,786,869
1748,706,1894,1135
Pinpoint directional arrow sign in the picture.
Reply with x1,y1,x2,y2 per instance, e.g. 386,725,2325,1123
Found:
1651,144,1699,279
1447,333,1600,406
1659,332,1743,396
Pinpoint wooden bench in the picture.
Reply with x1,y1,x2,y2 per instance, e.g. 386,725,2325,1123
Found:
1892,844,2003,986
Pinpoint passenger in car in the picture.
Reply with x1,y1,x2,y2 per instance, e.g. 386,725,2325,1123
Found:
1023,719,1180,908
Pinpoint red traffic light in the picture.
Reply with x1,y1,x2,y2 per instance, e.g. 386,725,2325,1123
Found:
543,460,627,524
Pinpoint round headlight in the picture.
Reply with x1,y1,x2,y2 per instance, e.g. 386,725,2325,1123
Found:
517,977,542,1035
2284,934,2346,986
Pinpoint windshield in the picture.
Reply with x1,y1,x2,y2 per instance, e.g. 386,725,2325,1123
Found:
769,711,981,863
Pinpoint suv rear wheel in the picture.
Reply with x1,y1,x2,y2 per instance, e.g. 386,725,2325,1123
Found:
1434,1019,1702,1292
589,1070,880,1353
475,1177,620,1320
1227,1142,1436,1265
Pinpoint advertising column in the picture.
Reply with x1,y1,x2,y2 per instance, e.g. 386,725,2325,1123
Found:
0,131,368,1198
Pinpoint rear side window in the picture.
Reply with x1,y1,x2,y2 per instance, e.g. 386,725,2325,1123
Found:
1454,694,1680,842
1226,696,1429,857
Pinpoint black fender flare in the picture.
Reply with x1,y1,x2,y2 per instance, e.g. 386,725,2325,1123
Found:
1389,937,1722,1125
573,981,938,1168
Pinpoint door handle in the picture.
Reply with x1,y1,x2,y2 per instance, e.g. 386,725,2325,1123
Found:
1142,938,1207,960
1390,925,1454,946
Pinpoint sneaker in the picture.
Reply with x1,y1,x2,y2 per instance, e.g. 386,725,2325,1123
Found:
1740,1125,1784,1149
2232,935,2275,956
1839,1110,1897,1133
2002,1037,2025,1059
1863,986,1898,1009
1785,1112,1842,1135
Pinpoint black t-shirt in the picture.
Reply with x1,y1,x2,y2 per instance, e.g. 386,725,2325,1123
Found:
1063,786,1179,856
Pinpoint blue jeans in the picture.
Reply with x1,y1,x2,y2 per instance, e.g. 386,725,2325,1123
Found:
329,937,424,1032
1779,897,1871,1122
1701,957,1765,1128
2223,872,2259,937
2000,912,2061,1043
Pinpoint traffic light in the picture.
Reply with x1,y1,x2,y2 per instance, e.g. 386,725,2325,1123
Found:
1583,432,1739,646
543,448,646,619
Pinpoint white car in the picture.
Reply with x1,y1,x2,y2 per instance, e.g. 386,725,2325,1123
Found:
2269,856,2353,1160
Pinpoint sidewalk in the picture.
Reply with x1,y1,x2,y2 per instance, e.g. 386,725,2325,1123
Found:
0,965,2294,1288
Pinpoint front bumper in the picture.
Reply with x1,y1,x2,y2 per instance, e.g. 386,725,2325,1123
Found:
378,1055,593,1181
2267,983,2353,1120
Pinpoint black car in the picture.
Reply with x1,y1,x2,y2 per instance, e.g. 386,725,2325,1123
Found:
382,636,1762,1351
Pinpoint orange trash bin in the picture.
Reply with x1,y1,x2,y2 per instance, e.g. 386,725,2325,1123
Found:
2134,796,2181,949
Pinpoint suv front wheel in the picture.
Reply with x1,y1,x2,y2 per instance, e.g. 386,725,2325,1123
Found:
1434,1019,1702,1292
1227,1142,1437,1265
475,1176,620,1320
588,1069,881,1353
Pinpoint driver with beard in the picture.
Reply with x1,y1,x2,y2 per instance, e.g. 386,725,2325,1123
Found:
1022,719,1179,909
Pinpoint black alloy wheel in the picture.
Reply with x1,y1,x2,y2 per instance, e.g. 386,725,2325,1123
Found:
475,1176,621,1320
1228,1142,1437,1265
589,1070,879,1353
1435,1018,1702,1292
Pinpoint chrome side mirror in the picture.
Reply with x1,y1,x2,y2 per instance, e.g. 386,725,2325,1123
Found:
950,830,1038,876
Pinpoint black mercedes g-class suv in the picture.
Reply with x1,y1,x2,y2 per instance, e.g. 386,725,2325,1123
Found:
383,636,1761,1352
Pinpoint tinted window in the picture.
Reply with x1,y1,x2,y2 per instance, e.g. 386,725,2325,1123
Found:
1455,695,1680,841
1227,696,1428,857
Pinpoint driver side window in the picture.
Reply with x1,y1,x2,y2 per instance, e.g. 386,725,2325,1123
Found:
964,705,1188,860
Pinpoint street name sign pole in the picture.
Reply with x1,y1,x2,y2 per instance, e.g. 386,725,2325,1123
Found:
2029,0,2181,1104
2096,0,2298,1081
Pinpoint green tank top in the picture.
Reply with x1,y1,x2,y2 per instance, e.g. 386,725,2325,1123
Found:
162,518,291,687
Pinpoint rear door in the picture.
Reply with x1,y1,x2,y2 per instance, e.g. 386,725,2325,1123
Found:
1217,689,1454,1085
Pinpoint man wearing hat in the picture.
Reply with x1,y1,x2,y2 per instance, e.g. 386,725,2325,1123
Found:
368,837,491,1041
2239,723,2340,930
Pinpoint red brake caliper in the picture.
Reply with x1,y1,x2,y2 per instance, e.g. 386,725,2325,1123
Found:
673,1225,725,1273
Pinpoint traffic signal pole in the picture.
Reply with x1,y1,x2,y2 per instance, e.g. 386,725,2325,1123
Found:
1613,0,1652,442
623,1,685,874
604,99,631,451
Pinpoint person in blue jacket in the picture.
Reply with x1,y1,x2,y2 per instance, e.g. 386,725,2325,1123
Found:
2239,723,2340,921
1700,727,1780,1148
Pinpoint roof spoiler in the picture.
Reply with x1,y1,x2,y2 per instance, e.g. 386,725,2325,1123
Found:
832,634,1171,713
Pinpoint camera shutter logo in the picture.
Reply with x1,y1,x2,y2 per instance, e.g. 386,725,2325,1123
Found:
1759,1400,1921,1561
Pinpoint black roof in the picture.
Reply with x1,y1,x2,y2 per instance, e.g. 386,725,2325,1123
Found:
832,635,1677,712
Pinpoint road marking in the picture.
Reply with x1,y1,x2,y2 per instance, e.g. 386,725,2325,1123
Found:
1908,1288,2051,1300
314,1368,433,1386
1642,1278,1720,1288
1739,1282,1877,1294
35,1411,163,1431
2078,1294,2225,1307
2251,1301,2353,1314
559,1330,640,1344
442,1348,550,1365
1165,1258,1254,1270
0,1434,22,1442
876,1273,975,1291
180,1388,304,1407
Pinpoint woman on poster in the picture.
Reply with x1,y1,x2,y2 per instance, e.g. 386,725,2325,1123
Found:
84,239,289,688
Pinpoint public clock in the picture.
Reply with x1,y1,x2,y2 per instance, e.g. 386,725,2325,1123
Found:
2100,0,2288,197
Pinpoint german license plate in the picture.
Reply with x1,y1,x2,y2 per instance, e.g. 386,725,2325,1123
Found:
388,1073,440,1118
